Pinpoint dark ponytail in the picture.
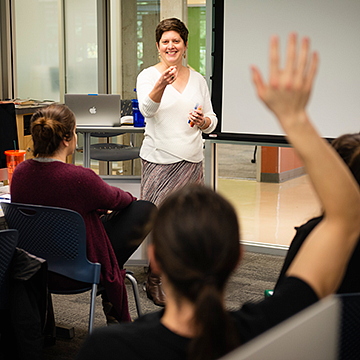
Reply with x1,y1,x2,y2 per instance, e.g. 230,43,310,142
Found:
30,104,76,157
189,283,239,360
152,185,241,359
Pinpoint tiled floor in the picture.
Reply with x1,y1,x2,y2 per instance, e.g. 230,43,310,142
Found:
217,175,322,248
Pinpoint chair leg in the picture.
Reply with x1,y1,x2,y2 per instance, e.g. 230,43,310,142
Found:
125,272,143,318
251,145,257,163
88,283,98,333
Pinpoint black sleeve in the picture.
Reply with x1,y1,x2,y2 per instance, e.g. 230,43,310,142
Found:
76,312,167,360
75,324,144,360
231,276,318,345
274,216,323,291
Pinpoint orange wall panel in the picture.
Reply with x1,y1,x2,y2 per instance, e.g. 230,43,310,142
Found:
279,147,303,172
261,146,279,173
261,146,303,174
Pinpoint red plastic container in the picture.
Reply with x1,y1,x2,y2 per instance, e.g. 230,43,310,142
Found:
5,150,26,187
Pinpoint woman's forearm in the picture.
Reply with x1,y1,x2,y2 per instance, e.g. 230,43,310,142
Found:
149,82,166,103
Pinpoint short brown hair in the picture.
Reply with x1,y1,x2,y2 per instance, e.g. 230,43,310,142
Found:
30,104,76,157
155,18,189,45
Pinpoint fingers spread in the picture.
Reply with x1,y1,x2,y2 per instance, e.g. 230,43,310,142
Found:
251,65,265,99
269,35,280,88
294,37,309,89
251,32,318,119
305,51,319,92
284,32,297,89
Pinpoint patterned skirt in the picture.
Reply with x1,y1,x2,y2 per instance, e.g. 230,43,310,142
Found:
141,159,204,206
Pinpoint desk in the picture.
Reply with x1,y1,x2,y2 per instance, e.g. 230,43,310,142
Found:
0,185,10,230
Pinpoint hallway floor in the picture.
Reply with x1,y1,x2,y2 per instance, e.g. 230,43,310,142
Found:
218,175,321,247
217,144,322,248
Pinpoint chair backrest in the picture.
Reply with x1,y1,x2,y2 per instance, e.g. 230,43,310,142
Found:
338,293,360,359
1,202,100,285
0,229,18,309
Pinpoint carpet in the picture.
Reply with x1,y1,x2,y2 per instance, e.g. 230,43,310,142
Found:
42,251,284,360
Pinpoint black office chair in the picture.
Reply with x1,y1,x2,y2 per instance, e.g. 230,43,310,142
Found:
2,202,142,332
2,202,101,333
0,229,19,357
338,293,360,360
89,132,140,173
0,229,18,310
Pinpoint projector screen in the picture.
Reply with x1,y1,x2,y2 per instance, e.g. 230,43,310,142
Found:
209,0,360,142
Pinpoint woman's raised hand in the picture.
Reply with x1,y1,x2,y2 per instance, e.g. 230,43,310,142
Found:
159,66,178,86
251,33,318,127
149,65,178,103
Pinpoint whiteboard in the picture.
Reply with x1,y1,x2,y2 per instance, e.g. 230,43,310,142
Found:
218,0,360,139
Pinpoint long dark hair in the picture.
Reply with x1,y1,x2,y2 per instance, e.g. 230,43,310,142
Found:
152,185,241,360
30,104,76,157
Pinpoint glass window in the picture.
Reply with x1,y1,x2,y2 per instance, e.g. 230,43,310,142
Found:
65,0,98,94
188,5,207,76
14,0,59,101
110,0,160,99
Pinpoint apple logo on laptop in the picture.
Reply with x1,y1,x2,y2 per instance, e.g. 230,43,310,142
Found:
89,106,97,115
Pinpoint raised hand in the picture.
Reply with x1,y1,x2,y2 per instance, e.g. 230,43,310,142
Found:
149,65,178,103
251,33,360,300
159,65,178,87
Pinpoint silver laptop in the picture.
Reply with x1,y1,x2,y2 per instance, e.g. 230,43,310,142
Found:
64,94,121,127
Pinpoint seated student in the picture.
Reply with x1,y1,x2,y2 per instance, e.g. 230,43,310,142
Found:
275,133,360,294
75,33,360,360
10,104,156,324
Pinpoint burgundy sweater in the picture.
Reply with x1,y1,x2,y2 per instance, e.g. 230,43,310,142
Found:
10,159,136,322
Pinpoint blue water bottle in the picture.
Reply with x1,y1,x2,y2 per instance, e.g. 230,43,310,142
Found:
132,89,145,127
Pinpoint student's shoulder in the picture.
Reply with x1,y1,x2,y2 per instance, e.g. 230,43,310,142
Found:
61,162,100,177
50,163,106,189
77,311,188,360
230,277,318,344
79,312,163,356
93,311,163,339
122,310,164,334
295,215,323,233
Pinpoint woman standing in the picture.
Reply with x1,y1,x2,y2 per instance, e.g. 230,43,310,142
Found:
136,18,218,306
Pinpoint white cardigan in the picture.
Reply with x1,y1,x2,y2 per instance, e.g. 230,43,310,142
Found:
136,67,218,164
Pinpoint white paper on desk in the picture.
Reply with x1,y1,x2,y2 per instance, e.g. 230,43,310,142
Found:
121,116,133,125
0,185,10,195
0,196,10,218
